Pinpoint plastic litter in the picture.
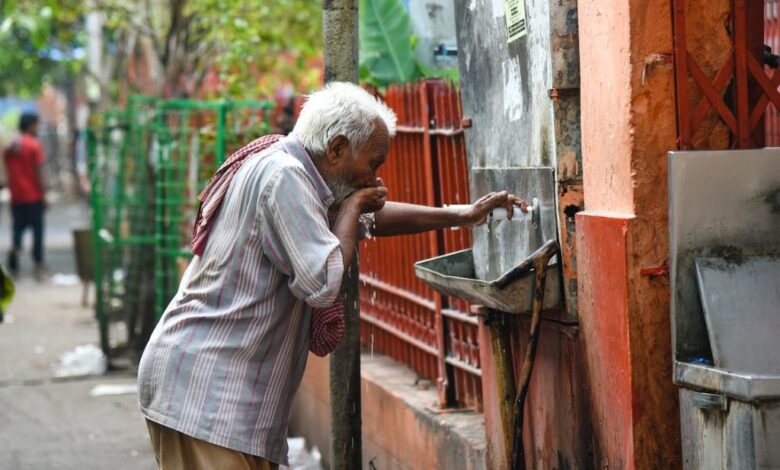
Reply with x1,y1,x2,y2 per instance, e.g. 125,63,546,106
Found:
282,437,322,470
90,383,138,397
52,344,107,378
51,273,81,287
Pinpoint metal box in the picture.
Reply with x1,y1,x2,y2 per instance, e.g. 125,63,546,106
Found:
669,148,780,469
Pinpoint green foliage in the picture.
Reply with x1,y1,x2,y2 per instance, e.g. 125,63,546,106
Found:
359,0,421,87
0,0,85,96
94,0,323,99
419,62,460,83
359,0,458,88
194,0,323,98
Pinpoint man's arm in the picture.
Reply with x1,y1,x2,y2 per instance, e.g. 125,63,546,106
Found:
332,185,388,268
372,191,526,236
262,167,385,307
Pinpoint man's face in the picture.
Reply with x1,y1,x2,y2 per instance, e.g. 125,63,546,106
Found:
325,119,391,204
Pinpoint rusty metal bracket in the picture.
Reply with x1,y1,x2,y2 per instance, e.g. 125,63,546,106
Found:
640,263,669,278
548,87,579,103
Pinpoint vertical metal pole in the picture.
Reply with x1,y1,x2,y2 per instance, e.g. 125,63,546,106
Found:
154,104,167,321
671,0,692,149
482,307,517,467
733,0,752,148
87,128,110,357
323,1,361,469
216,104,228,166
421,81,451,406
746,0,765,147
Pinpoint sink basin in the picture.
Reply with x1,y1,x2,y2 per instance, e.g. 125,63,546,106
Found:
414,248,562,315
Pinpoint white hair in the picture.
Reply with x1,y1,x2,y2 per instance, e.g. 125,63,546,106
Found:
291,82,397,158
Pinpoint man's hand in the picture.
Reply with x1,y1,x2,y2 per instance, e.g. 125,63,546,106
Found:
344,178,388,214
462,191,527,226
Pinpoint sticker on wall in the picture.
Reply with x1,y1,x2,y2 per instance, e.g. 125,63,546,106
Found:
504,0,527,43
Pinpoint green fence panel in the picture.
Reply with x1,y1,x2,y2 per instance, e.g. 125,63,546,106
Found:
153,100,274,320
87,96,158,362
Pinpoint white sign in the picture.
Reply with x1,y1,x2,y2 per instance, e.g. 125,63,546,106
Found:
505,0,527,43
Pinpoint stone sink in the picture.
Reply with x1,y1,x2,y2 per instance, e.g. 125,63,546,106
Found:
414,247,562,315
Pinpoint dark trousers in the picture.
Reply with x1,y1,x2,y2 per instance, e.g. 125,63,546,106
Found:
11,202,44,264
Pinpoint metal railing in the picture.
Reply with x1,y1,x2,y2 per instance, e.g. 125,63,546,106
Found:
359,80,482,409
88,97,274,362
88,86,483,408
87,95,158,361
153,100,274,320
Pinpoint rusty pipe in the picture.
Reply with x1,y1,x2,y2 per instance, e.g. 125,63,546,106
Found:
510,239,559,470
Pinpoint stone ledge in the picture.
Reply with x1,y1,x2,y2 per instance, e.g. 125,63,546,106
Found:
290,353,486,469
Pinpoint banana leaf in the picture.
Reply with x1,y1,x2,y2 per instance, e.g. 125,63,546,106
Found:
359,0,422,87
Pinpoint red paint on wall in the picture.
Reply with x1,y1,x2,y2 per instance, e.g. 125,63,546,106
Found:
577,212,635,468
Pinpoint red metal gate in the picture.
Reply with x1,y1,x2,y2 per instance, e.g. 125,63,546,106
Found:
766,0,780,145
673,0,778,149
359,80,483,409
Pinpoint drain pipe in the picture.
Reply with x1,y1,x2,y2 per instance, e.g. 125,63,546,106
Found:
510,240,559,470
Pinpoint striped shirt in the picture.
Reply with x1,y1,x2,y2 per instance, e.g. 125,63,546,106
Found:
137,135,344,465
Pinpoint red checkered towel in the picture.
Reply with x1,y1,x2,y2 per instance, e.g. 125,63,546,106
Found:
309,302,346,357
191,134,284,256
192,134,346,356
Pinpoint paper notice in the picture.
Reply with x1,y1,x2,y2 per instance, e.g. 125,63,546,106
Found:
505,0,527,43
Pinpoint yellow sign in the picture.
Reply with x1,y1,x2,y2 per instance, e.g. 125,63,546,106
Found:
505,0,527,43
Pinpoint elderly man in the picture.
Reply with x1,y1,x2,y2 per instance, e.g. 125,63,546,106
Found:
138,82,524,469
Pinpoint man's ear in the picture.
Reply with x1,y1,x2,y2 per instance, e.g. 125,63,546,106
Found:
326,135,351,164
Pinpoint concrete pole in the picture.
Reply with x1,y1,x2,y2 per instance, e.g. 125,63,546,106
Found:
322,1,361,469
322,0,359,84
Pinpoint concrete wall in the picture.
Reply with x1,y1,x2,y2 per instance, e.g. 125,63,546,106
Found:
290,354,487,470
454,0,555,169
452,0,591,467
407,0,459,71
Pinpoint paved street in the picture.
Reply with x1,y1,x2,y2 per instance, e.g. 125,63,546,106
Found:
0,199,157,470
0,199,322,469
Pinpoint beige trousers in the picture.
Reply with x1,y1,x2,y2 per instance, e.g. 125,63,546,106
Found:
146,419,279,470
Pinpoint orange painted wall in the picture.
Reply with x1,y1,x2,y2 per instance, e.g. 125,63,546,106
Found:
576,0,733,467
579,0,635,213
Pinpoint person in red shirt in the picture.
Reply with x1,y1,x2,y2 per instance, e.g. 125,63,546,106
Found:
4,112,46,279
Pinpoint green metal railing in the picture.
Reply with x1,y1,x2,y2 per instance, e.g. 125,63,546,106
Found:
87,95,159,361
88,97,274,360
153,99,274,320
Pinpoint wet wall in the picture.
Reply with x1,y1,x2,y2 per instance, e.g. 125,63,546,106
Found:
453,0,587,467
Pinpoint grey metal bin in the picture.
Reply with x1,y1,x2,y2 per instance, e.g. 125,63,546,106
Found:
669,148,780,469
